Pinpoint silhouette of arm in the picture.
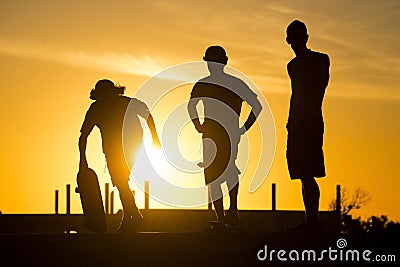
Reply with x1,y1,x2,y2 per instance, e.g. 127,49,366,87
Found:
146,114,161,149
321,54,330,88
134,99,161,149
79,105,95,170
310,53,330,89
187,98,203,133
241,97,262,134
78,132,90,170
240,83,262,134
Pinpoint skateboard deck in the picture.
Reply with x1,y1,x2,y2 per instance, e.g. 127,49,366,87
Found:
76,168,107,232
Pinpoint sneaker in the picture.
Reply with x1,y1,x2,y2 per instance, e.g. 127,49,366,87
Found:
117,215,143,233
207,221,226,232
284,220,322,233
224,210,240,226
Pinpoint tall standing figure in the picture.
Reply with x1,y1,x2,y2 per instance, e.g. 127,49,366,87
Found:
79,79,161,232
188,46,262,226
285,20,330,230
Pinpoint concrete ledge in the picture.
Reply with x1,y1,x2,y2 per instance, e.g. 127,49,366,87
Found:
0,210,339,234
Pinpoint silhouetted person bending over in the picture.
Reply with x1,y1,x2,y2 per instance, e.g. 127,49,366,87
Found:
285,20,330,230
79,79,161,232
188,46,262,227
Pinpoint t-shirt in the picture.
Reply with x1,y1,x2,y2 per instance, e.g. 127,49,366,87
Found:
287,49,330,129
80,96,149,155
190,73,258,135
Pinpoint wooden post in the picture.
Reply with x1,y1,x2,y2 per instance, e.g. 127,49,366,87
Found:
110,191,114,215
66,184,71,215
144,181,149,210
336,184,341,213
55,190,59,215
271,183,276,211
207,185,212,210
105,183,110,214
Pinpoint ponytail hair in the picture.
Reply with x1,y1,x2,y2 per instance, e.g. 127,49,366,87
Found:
115,84,126,95
90,79,126,100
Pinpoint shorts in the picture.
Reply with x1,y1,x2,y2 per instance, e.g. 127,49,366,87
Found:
286,122,326,179
202,123,240,185
105,143,141,187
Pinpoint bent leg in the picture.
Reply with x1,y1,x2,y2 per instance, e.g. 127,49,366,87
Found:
226,175,239,212
209,182,225,221
116,182,141,221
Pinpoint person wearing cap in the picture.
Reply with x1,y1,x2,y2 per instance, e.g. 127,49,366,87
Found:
188,46,262,228
285,20,330,231
79,79,161,232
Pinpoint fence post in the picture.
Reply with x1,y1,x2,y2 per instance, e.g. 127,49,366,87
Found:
105,183,110,214
110,191,114,215
144,181,149,210
271,183,276,211
66,184,71,215
336,184,341,213
55,190,59,215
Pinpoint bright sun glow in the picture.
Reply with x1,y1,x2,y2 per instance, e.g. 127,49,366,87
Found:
143,141,170,175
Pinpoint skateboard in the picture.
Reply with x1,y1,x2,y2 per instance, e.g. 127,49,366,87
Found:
76,168,107,232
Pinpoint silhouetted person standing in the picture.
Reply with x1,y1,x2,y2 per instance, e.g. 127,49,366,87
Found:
79,79,161,232
188,46,262,227
285,20,330,230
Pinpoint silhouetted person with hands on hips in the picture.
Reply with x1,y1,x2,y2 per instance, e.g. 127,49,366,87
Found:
285,20,330,231
188,46,262,229
79,79,161,232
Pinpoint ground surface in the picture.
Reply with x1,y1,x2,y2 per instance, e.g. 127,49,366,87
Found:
1,231,398,266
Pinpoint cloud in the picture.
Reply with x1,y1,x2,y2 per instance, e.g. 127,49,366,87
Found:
0,38,166,77
1,0,400,101
265,2,304,15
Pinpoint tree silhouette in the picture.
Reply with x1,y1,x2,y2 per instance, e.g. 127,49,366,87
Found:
364,215,388,235
329,187,371,216
329,187,400,241
329,187,371,235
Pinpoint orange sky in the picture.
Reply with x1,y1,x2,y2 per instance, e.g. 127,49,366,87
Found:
0,0,399,220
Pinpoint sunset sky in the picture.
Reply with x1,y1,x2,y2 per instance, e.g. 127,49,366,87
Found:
0,0,399,220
